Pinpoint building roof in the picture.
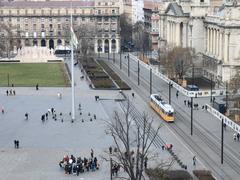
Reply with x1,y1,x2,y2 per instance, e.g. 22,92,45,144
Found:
165,2,188,17
0,1,95,8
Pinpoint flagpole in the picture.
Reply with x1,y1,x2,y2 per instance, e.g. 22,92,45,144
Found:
71,1,75,121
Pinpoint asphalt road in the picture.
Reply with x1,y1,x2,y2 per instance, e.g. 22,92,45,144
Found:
100,53,240,180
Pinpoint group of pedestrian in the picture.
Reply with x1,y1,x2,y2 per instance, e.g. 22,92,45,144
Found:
183,100,200,110
111,163,120,177
6,89,16,96
14,140,20,149
59,150,99,176
233,133,240,141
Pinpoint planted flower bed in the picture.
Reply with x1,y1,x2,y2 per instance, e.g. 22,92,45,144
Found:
98,61,131,90
79,57,116,89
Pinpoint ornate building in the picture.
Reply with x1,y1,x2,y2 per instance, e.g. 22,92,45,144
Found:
158,0,240,82
0,0,120,53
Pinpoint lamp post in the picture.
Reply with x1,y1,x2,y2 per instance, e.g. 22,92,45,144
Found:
210,74,213,103
150,68,152,94
221,118,224,164
127,49,130,77
138,60,140,85
192,64,195,86
169,82,172,104
226,82,228,111
191,96,193,135
98,46,100,59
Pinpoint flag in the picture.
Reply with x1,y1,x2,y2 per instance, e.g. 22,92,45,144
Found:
71,27,78,49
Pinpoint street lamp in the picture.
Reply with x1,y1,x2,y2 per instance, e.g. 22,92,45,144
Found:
210,74,213,103
168,82,172,104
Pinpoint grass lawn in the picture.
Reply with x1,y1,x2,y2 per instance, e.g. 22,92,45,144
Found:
0,63,69,87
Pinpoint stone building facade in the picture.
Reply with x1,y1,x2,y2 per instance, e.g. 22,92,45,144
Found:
158,0,240,82
0,0,120,53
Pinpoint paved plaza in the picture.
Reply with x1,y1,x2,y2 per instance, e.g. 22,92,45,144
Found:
0,59,208,179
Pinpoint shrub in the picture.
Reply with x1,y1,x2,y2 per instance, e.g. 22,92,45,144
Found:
146,168,193,180
193,170,215,180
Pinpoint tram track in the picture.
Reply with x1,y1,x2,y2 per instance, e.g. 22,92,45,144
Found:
103,59,240,179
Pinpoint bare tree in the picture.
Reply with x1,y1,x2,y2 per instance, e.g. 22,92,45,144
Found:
133,21,151,58
104,100,173,180
162,47,193,80
120,13,133,46
229,70,240,94
74,23,96,60
0,23,14,58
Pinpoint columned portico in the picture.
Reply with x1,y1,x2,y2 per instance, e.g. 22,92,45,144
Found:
216,30,219,57
209,28,212,53
219,32,223,60
224,32,229,63
176,23,180,46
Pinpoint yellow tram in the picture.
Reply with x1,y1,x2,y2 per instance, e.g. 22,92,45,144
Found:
150,94,174,122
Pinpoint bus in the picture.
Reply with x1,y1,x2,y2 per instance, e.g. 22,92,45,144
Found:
150,94,174,122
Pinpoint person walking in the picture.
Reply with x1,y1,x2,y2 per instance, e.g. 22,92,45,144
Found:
109,146,112,154
193,156,196,166
16,140,19,149
1,107,4,114
233,133,237,141
176,91,179,99
25,113,28,120
6,90,9,96
144,156,148,169
13,90,16,96
237,133,240,141
91,149,94,158
14,140,17,148
36,84,39,90
184,100,186,106
132,92,135,98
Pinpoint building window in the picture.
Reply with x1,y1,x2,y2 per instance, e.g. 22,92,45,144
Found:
98,10,101,14
41,24,44,29
17,17,20,22
82,17,85,21
58,31,61,36
9,18,11,22
49,24,53,29
98,2,101,5
112,9,115,14
104,17,108,22
97,17,102,22
200,0,204,2
33,24,36,30
66,18,69,22
58,24,61,29
25,24,28,31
